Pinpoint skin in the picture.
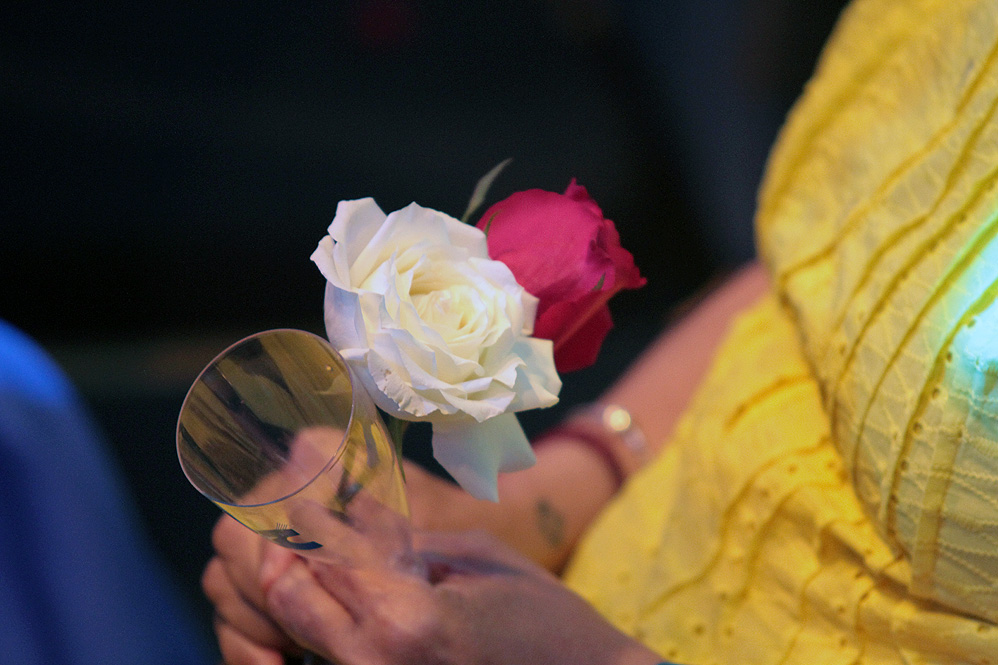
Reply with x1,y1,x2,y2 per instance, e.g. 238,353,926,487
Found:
203,262,770,664
204,516,662,665
404,262,769,571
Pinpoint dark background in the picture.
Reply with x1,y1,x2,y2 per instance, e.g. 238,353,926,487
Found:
2,0,846,656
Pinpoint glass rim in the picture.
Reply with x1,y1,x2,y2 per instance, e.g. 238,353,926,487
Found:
176,328,356,509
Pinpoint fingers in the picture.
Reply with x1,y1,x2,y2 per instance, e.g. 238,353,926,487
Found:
286,498,404,569
210,514,263,571
209,517,270,609
202,556,292,652
214,617,286,665
265,558,359,663
400,460,443,494
205,515,299,658
258,539,371,620
415,529,551,579
289,499,376,561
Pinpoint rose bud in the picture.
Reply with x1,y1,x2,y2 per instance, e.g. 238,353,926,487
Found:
478,180,646,373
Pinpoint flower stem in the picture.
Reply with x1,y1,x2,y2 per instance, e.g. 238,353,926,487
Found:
386,416,410,481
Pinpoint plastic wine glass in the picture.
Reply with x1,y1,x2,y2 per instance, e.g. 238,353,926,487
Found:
177,329,415,574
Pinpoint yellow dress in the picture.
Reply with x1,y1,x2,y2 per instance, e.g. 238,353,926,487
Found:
563,0,998,662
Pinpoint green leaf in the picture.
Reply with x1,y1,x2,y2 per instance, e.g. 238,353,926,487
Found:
481,211,498,238
593,274,605,291
461,157,513,224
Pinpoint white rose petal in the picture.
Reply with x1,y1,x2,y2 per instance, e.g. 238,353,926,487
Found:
431,413,537,502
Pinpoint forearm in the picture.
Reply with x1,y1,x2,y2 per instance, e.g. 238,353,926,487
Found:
414,263,770,571
495,436,618,572
499,262,770,570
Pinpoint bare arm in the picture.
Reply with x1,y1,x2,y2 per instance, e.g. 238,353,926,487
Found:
407,262,770,571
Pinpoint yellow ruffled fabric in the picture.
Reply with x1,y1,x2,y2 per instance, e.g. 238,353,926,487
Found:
564,0,998,661
564,295,998,664
758,0,998,622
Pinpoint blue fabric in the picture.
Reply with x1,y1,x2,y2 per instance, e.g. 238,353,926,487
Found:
0,321,210,665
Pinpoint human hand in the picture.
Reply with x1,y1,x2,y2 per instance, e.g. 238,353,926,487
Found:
203,512,660,665
261,528,661,665
202,515,302,665
201,464,505,665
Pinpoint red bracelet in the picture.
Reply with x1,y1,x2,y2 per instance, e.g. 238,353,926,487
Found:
532,404,649,492
532,423,627,490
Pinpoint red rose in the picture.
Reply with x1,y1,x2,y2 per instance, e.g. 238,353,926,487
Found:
477,179,645,372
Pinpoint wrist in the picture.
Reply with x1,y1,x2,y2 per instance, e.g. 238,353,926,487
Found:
534,403,652,492
495,436,618,571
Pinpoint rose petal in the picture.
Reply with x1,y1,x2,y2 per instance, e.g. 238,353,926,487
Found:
322,282,371,350
549,304,613,373
384,327,478,388
563,179,605,218
381,203,488,261
431,413,536,501
310,236,341,287
366,341,441,419
480,341,522,389
439,388,513,423
506,337,561,412
602,224,646,292
326,198,388,267
475,180,645,373
478,189,612,307
443,214,491,258
350,208,409,285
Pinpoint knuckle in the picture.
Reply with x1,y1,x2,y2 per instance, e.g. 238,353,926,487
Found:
201,558,224,601
210,516,230,553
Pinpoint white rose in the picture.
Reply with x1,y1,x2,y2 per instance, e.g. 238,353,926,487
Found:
310,198,561,500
